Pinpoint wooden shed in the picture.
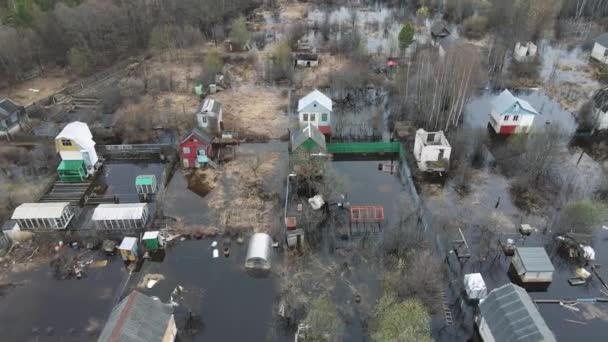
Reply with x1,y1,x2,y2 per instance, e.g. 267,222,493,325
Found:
511,247,555,284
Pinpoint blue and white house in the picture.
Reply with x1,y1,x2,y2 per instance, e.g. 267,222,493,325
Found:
489,89,539,134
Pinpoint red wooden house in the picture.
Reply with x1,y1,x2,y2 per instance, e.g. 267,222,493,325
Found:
180,128,212,168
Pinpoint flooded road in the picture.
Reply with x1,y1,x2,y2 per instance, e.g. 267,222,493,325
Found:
129,240,283,342
0,254,128,341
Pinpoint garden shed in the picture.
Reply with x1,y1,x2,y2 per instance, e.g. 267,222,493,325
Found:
413,129,451,172
11,202,75,230
92,203,149,230
511,247,555,284
118,237,140,262
245,233,272,270
135,175,157,201
464,273,487,301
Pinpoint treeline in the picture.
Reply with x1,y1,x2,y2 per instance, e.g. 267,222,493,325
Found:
0,0,261,85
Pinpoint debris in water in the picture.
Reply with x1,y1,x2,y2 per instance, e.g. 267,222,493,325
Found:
212,249,219,258
90,260,108,268
138,274,165,289
223,248,230,257
211,241,218,248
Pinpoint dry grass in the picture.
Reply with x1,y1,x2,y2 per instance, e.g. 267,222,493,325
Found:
209,85,288,139
0,68,71,105
206,153,280,234
297,54,346,89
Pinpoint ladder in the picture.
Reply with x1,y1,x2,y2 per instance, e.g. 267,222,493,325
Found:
207,158,218,169
441,291,453,325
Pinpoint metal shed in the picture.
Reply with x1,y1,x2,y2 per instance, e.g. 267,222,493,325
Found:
97,290,177,342
11,202,75,230
57,160,87,182
92,203,149,230
245,233,272,270
477,283,556,342
511,247,555,283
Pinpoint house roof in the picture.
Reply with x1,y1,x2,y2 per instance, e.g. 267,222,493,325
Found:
492,90,539,115
0,98,21,118
200,99,222,116
55,121,96,149
92,203,148,221
592,87,608,112
181,127,211,144
594,33,608,47
118,237,138,250
516,247,555,273
98,291,174,342
11,202,72,220
431,20,451,37
292,124,327,151
298,89,332,112
479,283,556,342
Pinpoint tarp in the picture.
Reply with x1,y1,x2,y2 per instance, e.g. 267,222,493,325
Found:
308,195,325,210
464,273,487,300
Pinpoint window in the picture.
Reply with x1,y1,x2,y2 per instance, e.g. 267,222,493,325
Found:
310,114,316,122
61,139,72,146
321,113,328,122
604,49,608,57
202,116,207,123
182,147,191,154
504,115,509,121
303,113,309,121
513,115,519,121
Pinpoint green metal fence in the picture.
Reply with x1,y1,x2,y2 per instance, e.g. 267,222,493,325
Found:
327,142,404,158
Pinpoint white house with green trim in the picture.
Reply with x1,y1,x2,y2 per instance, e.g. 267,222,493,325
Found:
297,90,332,135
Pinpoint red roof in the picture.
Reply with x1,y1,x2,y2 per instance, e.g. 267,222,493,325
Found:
318,125,331,134
387,60,398,67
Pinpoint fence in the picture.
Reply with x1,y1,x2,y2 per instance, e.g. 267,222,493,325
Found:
327,141,403,156
97,144,173,160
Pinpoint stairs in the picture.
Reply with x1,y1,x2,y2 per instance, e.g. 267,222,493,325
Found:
441,291,453,325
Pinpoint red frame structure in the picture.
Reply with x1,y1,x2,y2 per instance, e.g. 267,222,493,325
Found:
349,206,384,224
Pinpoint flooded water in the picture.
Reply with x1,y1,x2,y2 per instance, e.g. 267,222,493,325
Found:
127,240,282,341
97,162,166,202
539,41,599,86
464,89,577,133
0,254,128,341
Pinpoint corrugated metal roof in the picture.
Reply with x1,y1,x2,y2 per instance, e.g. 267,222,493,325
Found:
492,90,539,115
200,99,222,115
292,124,327,151
92,203,148,221
594,32,608,47
55,121,96,149
517,247,555,273
246,233,272,262
479,283,556,342
298,89,332,112
98,291,174,342
11,202,72,220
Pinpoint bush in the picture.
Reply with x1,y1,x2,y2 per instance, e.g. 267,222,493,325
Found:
68,47,94,75
229,16,251,50
148,26,172,53
302,297,344,342
372,295,432,342
509,57,541,80
266,41,293,82
555,200,606,236
463,16,488,39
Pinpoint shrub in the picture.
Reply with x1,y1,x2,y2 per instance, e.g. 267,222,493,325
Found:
229,16,251,50
463,16,488,39
372,295,432,342
68,47,94,75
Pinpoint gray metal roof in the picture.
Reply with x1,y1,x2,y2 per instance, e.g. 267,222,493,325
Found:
0,98,21,118
492,90,539,115
595,32,608,47
98,291,174,342
181,127,212,144
479,284,556,342
517,247,555,273
592,87,608,112
291,124,327,151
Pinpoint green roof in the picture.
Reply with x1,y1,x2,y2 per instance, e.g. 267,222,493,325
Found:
135,175,156,186
57,160,85,171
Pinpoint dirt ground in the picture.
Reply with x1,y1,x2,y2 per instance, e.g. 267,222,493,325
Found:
297,53,346,89
0,69,71,105
209,85,288,139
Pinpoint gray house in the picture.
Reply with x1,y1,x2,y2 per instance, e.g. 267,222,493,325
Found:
0,98,26,137
297,89,332,135
476,283,556,342
98,291,177,342
196,99,223,137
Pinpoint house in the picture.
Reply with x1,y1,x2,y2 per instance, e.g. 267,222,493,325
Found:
514,42,538,62
196,99,223,136
290,123,327,154
98,290,177,342
55,121,99,175
413,129,451,172
489,89,539,134
591,32,608,64
510,247,555,284
295,53,319,67
11,202,75,230
0,98,27,137
476,283,556,342
297,89,332,135
118,237,140,262
180,128,212,168
92,203,149,230
591,87,608,130
245,233,272,270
